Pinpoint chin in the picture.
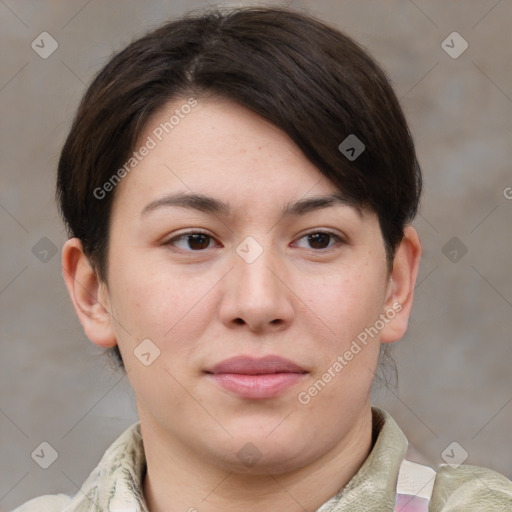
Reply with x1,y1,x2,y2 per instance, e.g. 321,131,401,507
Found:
208,424,317,474
214,442,314,476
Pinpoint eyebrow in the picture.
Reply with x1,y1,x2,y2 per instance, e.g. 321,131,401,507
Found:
141,192,362,218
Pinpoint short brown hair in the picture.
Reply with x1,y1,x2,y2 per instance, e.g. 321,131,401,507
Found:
57,6,421,372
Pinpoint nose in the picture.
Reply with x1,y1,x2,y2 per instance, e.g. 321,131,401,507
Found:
218,238,295,333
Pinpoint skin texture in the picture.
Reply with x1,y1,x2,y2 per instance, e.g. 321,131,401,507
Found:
62,95,421,512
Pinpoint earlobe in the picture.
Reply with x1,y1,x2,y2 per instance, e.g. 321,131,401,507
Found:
380,226,422,344
61,238,118,348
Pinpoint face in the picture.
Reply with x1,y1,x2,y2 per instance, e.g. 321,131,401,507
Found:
79,95,410,474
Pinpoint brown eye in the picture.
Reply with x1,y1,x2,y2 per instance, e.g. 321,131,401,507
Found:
167,232,216,251
307,232,332,249
295,231,343,251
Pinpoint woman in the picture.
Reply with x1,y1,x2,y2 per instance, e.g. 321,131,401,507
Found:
13,6,512,511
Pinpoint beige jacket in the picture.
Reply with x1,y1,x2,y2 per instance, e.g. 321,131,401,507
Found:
11,407,512,511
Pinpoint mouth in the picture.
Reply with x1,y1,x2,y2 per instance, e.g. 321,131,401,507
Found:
204,355,308,399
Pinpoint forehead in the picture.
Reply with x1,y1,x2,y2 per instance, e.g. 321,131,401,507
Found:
114,96,337,202
109,95,371,229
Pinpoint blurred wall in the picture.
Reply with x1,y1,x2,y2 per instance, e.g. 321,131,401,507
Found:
1,0,511,508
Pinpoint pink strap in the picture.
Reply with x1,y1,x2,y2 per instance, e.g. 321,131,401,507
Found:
394,493,430,511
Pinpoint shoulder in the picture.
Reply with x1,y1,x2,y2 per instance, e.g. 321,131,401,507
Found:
430,463,512,511
9,422,145,512
9,493,72,512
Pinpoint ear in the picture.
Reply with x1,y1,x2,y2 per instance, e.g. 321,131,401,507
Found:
61,238,117,348
380,226,422,344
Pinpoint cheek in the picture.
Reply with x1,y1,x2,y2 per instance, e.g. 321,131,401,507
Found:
108,258,216,353
306,265,386,347
297,270,384,411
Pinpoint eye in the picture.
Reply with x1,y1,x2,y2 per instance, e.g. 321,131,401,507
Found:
164,230,344,253
294,231,344,251
165,231,219,251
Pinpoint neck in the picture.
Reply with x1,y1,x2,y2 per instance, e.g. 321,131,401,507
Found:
141,405,375,512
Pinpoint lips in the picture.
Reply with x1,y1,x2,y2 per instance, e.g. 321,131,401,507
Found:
204,355,307,399
205,355,307,375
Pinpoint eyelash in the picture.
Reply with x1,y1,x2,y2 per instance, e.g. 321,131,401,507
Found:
164,230,345,253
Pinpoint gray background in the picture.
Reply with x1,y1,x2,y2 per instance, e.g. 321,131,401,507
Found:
1,0,511,509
